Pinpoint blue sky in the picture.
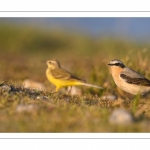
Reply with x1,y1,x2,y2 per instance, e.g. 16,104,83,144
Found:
1,18,150,41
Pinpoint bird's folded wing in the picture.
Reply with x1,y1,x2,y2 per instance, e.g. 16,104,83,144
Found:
120,74,150,86
51,68,71,79
123,67,144,78
51,68,85,82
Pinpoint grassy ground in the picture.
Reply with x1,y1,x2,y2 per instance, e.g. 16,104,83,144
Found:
1,23,150,132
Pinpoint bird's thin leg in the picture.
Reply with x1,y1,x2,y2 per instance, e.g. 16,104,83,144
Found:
67,86,72,95
50,87,59,94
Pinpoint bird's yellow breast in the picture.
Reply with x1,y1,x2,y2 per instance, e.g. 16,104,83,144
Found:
46,69,81,88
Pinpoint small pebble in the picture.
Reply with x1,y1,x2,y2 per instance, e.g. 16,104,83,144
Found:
36,96,49,100
23,79,45,91
109,109,133,125
0,85,11,92
16,104,38,113
101,95,117,100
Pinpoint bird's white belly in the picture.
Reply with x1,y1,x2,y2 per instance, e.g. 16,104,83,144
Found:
113,74,150,95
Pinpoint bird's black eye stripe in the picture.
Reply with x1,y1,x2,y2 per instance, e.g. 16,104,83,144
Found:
115,63,119,66
116,63,125,68
109,63,125,68
119,63,125,68
108,63,119,66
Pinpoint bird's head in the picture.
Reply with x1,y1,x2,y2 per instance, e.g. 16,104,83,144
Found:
108,59,125,68
46,59,61,69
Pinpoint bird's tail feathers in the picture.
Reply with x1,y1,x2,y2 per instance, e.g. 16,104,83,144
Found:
81,82,103,89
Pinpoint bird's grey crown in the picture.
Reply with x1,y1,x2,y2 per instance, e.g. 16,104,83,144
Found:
109,59,123,65
108,59,125,68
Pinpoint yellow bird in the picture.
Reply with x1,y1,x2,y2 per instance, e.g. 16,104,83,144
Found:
46,59,103,92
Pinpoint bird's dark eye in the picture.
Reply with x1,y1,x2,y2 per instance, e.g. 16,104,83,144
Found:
115,63,120,66
115,63,125,68
49,61,52,64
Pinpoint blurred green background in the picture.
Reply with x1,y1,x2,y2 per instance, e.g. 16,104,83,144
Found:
1,18,150,84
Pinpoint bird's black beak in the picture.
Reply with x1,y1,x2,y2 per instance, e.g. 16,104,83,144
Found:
108,63,111,66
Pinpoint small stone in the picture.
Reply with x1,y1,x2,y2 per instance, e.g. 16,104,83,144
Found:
0,84,11,92
16,104,38,113
109,109,133,125
23,79,45,91
101,95,117,100
36,96,49,100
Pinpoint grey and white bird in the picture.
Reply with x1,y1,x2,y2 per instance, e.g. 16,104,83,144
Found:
108,59,150,95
